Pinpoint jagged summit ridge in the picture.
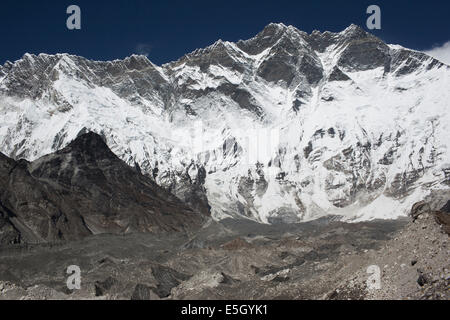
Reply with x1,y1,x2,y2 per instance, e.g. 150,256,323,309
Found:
0,23,449,224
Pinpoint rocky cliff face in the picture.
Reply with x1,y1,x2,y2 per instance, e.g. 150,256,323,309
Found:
0,23,449,223
0,132,206,244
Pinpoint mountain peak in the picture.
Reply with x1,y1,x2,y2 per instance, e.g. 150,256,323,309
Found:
340,23,372,39
63,131,112,158
343,23,363,31
264,22,288,30
71,130,106,145
2,132,207,243
260,22,301,38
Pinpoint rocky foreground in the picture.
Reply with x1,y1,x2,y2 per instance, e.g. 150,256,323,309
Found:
1,193,448,300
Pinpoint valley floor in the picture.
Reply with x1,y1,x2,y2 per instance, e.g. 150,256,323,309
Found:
0,210,448,300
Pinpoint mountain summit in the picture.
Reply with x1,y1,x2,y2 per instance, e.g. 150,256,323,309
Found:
0,24,449,223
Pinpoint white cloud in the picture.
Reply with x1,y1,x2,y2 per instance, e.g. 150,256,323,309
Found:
424,41,450,65
135,43,152,57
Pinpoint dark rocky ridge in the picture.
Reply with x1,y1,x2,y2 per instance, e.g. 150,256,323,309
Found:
0,132,207,244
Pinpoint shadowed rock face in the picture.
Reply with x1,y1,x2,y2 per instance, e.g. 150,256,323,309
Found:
0,132,207,244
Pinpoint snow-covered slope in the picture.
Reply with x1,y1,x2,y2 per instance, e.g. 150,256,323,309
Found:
1,23,449,223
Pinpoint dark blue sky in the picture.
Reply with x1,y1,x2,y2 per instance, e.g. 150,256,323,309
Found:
1,0,449,65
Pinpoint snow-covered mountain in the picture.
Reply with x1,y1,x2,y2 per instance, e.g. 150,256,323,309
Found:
1,23,449,223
